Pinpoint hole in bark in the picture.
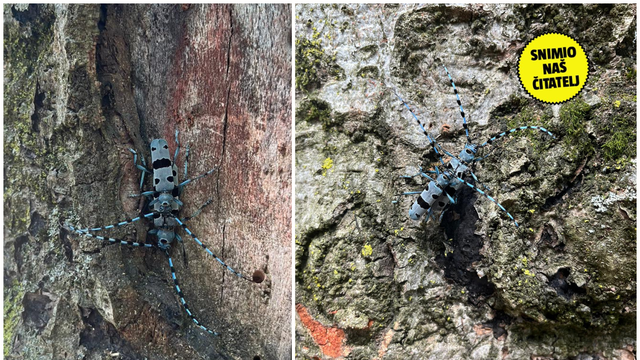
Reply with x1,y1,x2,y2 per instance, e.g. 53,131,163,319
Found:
482,312,512,340
437,185,495,301
80,307,135,356
22,292,52,334
253,270,266,284
540,224,564,250
549,267,586,299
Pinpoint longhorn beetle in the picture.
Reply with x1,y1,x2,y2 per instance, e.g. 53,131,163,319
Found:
67,130,265,335
394,65,556,227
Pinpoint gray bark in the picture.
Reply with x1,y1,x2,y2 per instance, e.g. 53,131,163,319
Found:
5,4,291,360
295,4,635,360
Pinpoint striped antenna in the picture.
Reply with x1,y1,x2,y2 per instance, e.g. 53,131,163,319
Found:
455,177,519,228
442,65,471,143
480,125,556,147
393,90,446,166
173,217,264,283
67,224,154,248
165,251,218,335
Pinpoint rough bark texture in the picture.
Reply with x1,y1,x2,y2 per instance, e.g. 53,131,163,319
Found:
5,4,291,360
295,4,635,360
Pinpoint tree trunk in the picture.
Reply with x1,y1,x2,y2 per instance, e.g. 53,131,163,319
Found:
5,4,291,360
295,4,635,359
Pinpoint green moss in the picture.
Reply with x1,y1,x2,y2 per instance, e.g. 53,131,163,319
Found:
296,99,344,131
559,99,594,159
296,99,331,124
625,67,636,81
600,114,635,161
497,101,553,154
295,37,324,91
4,281,24,357
295,26,344,91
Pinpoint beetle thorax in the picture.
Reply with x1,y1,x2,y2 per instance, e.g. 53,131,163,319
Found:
460,143,478,163
435,173,452,188
157,193,175,212
157,229,175,249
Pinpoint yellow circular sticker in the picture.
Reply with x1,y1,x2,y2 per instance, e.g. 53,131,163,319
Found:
518,33,589,104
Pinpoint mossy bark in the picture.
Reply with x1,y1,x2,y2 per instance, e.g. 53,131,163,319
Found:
295,4,635,359
4,4,291,360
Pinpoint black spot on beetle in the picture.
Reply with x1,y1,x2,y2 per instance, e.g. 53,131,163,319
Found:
167,176,174,183
153,158,172,169
417,196,430,209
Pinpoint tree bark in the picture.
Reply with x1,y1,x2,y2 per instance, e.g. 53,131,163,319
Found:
295,4,635,359
5,4,291,360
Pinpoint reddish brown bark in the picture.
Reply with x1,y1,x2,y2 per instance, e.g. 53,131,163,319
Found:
296,304,348,358
4,4,291,359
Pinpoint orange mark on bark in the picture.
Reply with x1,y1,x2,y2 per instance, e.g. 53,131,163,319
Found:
375,328,394,359
440,124,452,136
473,324,493,336
296,304,347,358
